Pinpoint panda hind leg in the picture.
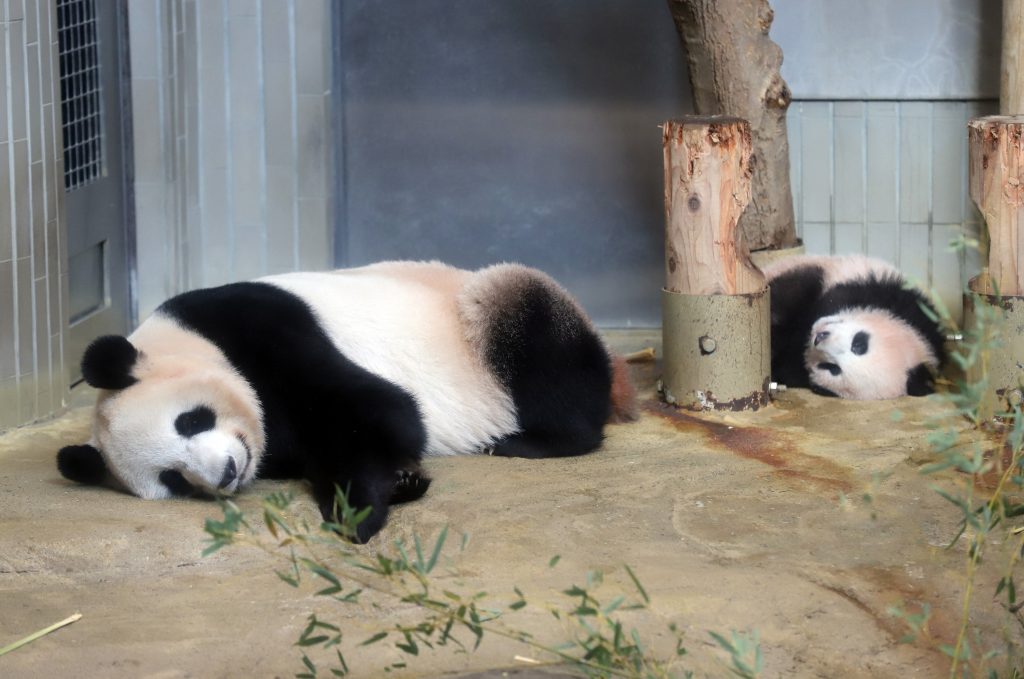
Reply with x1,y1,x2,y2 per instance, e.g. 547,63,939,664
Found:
461,264,612,461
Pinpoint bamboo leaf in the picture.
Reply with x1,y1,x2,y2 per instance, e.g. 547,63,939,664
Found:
426,525,448,573
360,632,388,646
624,564,650,604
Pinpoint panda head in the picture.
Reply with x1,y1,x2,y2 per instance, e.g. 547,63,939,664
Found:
57,334,264,500
803,309,937,400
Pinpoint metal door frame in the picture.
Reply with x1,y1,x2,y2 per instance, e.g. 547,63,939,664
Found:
62,0,135,382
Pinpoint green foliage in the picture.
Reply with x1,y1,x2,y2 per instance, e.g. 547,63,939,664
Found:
708,630,762,679
914,237,1024,678
202,489,761,678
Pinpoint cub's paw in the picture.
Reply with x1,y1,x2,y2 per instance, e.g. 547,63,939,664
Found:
391,468,431,505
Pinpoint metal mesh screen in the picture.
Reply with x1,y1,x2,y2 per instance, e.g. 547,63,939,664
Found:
57,0,104,190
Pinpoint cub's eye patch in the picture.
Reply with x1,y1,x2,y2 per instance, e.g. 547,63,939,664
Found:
851,331,870,355
817,362,842,376
158,469,196,496
174,405,216,438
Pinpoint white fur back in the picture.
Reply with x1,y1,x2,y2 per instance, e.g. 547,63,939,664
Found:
763,254,901,290
260,262,519,456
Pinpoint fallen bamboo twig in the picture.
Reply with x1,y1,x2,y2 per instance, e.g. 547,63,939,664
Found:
624,347,656,363
0,613,82,657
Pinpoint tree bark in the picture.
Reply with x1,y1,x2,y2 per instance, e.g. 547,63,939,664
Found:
662,117,764,295
969,115,1024,296
666,0,797,251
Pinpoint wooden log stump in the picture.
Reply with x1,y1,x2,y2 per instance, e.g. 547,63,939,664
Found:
661,116,770,411
663,117,765,295
967,115,1024,418
968,116,1024,296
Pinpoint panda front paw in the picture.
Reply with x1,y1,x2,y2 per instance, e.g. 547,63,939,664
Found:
391,468,431,505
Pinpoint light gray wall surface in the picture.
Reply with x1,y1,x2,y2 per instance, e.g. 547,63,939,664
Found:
772,0,1000,100
0,0,70,432
128,0,333,318
787,100,994,323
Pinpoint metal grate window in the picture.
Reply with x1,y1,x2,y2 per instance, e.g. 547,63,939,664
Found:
56,0,104,191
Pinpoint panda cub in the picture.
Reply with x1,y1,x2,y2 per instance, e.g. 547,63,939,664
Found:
763,255,945,400
57,261,635,542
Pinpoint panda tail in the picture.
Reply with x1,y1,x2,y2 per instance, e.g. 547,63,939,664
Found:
608,354,638,423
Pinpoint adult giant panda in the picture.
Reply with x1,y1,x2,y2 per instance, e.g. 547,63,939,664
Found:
56,261,636,542
763,254,945,399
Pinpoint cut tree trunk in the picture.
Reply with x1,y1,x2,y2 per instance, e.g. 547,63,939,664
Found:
969,115,1024,296
662,117,764,295
666,0,797,251
1003,0,1024,114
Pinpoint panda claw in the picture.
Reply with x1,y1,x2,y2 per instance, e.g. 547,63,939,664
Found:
391,468,431,505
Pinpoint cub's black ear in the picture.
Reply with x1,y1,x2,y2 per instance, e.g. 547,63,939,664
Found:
57,444,108,485
81,335,138,389
906,363,935,397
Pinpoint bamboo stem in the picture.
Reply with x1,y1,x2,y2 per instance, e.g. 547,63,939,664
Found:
0,613,83,657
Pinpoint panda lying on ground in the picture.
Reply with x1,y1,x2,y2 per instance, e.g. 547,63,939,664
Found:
57,261,636,542
763,254,945,400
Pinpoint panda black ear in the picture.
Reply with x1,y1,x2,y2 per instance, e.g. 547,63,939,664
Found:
57,444,108,485
81,335,139,389
906,363,935,397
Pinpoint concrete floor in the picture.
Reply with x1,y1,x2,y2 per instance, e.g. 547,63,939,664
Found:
1,331,1020,678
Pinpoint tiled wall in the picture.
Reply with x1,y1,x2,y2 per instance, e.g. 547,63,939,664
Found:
0,0,70,432
128,0,333,318
788,100,996,323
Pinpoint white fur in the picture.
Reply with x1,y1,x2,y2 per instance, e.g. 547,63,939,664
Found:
261,261,520,456
763,254,900,290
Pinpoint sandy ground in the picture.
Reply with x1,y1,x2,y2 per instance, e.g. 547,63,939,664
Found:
1,332,1020,678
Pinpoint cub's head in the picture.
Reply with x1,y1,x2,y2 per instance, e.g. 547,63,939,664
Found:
57,333,264,500
804,309,937,400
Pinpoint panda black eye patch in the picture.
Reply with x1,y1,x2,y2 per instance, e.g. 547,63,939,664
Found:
851,331,870,355
174,405,216,438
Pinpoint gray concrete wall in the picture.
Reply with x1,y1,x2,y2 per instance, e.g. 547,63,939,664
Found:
0,0,70,432
773,0,1000,100
128,0,333,318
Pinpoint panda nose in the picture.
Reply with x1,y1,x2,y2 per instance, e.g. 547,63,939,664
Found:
218,457,237,489
814,331,830,346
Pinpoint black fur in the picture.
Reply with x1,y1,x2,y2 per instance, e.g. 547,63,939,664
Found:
81,335,139,390
174,405,216,438
159,469,197,496
817,362,842,376
906,363,935,396
391,468,432,505
57,444,107,485
851,331,870,356
482,279,612,459
159,282,427,543
770,266,945,395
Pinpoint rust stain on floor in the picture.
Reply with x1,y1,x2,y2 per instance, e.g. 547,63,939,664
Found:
644,400,854,494
807,564,957,676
